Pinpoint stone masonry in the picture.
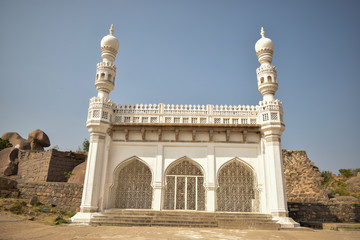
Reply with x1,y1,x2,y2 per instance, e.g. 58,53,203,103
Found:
17,181,83,212
283,150,329,203
17,149,85,183
288,202,360,227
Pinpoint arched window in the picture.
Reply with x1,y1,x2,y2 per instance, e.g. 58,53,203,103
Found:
163,158,205,211
115,158,152,209
267,76,272,82
100,73,105,80
217,159,258,212
260,77,264,84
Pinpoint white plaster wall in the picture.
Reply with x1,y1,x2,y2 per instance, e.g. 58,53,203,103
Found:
196,132,209,142
229,132,242,142
178,131,192,141
162,131,175,141
247,132,260,143
213,132,226,141
102,140,267,213
146,131,158,141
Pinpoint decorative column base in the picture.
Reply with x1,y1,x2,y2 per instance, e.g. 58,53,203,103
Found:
272,215,300,228
205,184,217,212
152,182,162,210
71,212,100,225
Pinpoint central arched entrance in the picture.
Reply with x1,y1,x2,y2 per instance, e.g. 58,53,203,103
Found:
115,158,153,209
163,158,205,210
216,159,258,212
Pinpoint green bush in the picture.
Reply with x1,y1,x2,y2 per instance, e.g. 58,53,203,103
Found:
321,171,333,185
10,201,26,215
339,168,360,178
64,172,74,179
82,139,89,152
0,138,12,151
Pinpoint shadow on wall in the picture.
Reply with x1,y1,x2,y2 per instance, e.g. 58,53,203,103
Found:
288,201,360,228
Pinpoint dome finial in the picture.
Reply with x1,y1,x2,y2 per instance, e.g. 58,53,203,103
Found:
109,24,114,36
261,27,265,38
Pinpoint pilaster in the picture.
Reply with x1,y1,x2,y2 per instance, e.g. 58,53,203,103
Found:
205,145,216,212
152,144,163,210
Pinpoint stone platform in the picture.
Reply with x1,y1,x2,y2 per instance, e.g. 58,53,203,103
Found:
90,209,280,230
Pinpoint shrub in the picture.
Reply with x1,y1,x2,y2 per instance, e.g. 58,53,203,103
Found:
64,172,74,179
0,138,12,151
10,201,26,215
82,139,89,152
321,171,333,185
339,168,360,178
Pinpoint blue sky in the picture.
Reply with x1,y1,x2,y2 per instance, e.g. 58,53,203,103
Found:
0,0,359,173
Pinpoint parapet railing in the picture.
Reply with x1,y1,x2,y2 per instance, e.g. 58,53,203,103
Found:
87,97,283,126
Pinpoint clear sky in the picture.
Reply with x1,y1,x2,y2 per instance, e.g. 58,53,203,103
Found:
0,0,359,173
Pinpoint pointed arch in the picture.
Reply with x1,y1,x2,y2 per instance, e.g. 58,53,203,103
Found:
111,156,153,209
163,156,205,210
164,156,205,176
216,158,259,212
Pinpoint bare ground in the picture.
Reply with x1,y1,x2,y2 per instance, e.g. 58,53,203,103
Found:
0,213,359,240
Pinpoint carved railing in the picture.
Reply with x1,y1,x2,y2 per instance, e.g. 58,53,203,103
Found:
87,98,284,125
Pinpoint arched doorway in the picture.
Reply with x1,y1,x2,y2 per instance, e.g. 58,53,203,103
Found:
115,158,153,209
216,159,258,212
163,158,205,210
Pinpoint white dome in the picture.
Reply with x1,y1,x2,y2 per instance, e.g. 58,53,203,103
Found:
101,35,119,51
255,37,273,52
100,24,119,52
255,27,273,52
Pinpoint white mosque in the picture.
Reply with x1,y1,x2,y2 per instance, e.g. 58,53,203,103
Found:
71,25,299,228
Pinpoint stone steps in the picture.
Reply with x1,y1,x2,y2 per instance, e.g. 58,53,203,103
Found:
90,209,280,230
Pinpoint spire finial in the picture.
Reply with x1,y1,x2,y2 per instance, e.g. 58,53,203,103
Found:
261,27,265,38
109,24,114,36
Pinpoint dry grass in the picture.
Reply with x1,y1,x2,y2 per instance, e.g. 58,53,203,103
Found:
0,197,75,225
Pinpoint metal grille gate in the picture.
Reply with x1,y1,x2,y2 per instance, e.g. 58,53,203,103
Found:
216,160,257,212
115,159,153,209
164,160,205,210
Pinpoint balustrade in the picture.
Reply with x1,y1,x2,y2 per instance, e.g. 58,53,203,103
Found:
87,100,285,125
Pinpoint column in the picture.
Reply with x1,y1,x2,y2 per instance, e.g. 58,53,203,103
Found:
80,131,107,213
264,137,287,216
152,144,163,210
71,126,108,224
205,145,216,212
264,134,300,228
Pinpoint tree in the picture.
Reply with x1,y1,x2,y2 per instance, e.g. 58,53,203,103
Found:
82,139,89,152
0,138,12,151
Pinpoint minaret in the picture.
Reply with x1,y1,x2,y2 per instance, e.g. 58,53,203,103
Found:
95,24,119,99
255,28,299,228
72,25,118,223
255,27,278,102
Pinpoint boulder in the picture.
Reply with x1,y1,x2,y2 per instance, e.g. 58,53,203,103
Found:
29,196,39,206
1,132,25,146
19,140,31,150
0,148,19,176
0,176,19,198
0,176,17,190
4,161,18,176
67,161,86,184
28,129,50,147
